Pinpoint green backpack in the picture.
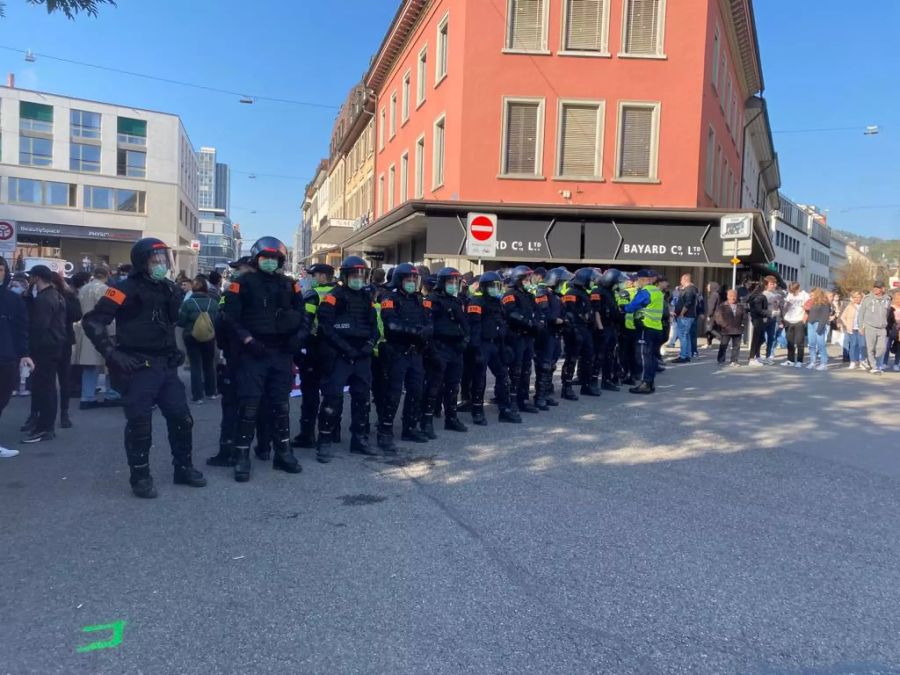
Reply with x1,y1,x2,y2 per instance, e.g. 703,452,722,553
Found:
191,298,216,342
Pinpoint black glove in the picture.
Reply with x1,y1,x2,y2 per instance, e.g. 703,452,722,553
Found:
107,350,147,374
244,338,268,358
359,341,375,358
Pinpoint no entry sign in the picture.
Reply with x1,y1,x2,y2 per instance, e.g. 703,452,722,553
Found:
466,212,497,258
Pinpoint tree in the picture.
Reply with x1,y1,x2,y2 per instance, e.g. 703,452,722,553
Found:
836,258,876,296
0,0,116,19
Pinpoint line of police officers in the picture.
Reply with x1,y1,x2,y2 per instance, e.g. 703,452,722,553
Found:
83,236,666,499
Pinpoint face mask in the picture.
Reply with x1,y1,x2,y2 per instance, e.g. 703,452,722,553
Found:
403,281,418,294
10,284,24,295
259,258,279,274
347,277,365,291
150,264,168,281
487,286,502,299
444,283,459,297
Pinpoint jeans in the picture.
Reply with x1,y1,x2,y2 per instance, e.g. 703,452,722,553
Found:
676,317,695,360
81,365,121,402
764,321,778,358
690,319,698,356
807,323,828,366
846,331,864,363
184,337,218,401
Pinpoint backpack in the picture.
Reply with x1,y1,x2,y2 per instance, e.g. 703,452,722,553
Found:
191,298,215,342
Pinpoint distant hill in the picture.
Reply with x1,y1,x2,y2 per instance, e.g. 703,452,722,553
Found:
833,229,900,266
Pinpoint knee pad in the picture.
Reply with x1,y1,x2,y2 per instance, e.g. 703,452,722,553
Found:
125,416,153,445
165,413,193,434
239,402,260,423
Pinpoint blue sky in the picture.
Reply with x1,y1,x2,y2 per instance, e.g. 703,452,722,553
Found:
1,0,897,243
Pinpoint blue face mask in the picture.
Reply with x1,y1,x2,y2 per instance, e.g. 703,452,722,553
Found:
348,277,365,291
150,264,168,281
444,283,459,297
259,258,279,274
487,286,502,299
403,281,418,294
10,284,24,295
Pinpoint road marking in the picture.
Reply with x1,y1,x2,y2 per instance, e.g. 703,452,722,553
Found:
76,620,126,653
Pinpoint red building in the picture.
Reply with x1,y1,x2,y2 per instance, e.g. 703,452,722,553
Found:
343,0,776,279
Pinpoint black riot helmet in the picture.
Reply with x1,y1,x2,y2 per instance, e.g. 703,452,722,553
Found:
391,262,419,290
598,268,628,289
479,271,503,298
544,267,574,289
436,267,462,293
572,268,599,288
251,236,288,268
130,237,170,269
339,255,369,289
307,263,335,284
507,265,533,288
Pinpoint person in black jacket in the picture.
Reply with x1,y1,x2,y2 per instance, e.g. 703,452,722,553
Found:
21,265,67,443
51,273,82,429
502,266,541,413
746,281,769,365
0,256,32,458
561,268,600,400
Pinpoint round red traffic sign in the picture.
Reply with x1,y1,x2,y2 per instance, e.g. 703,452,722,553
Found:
0,222,13,241
470,216,494,242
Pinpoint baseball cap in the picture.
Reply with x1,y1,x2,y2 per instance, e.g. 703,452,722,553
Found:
873,280,885,288
635,268,656,279
27,265,55,282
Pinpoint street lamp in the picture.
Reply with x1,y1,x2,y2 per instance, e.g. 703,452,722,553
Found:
239,96,254,105
864,125,880,136
24,50,36,63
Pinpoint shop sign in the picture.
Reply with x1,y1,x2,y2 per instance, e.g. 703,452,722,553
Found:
17,222,142,242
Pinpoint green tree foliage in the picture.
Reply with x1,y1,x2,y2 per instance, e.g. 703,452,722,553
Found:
835,258,877,296
1,0,117,19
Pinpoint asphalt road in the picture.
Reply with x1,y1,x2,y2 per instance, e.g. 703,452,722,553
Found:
2,350,900,674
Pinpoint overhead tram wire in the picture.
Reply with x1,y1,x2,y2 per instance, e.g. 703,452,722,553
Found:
0,44,339,110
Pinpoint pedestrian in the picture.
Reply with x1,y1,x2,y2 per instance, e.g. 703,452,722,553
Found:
82,238,206,499
781,282,808,368
178,276,219,403
672,273,698,364
714,289,746,366
223,237,307,481
805,288,831,371
762,276,783,362
0,256,32,458
561,268,599,399
502,266,541,412
747,281,769,366
314,256,378,463
839,291,865,369
622,269,664,393
376,263,431,451
74,267,120,409
536,267,568,404
21,265,67,443
704,281,722,348
206,270,222,302
885,292,900,372
857,281,891,375
48,272,82,428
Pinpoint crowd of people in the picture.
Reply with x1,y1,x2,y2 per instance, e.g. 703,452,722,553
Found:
1,237,896,489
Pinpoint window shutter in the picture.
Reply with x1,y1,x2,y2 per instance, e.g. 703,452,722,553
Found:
509,0,544,51
619,106,654,178
566,0,604,51
559,105,598,177
505,102,540,175
624,0,660,55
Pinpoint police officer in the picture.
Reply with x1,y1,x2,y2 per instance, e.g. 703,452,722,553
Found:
292,263,336,449
532,268,566,409
560,268,600,399
223,236,308,482
370,267,393,434
617,276,639,386
421,267,469,438
457,274,479,413
377,263,432,451
622,269,665,394
591,269,625,392
316,256,378,462
82,238,206,499
467,271,522,425
502,265,541,413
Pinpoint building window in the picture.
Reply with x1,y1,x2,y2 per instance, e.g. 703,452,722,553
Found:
705,127,715,197
85,185,146,213
390,92,397,138
71,142,101,172
9,177,42,204
556,101,603,178
388,164,396,210
713,145,721,204
563,0,609,53
711,26,720,90
19,101,53,134
116,189,146,213
10,178,76,207
117,117,147,146
436,13,449,83
71,109,101,140
506,0,547,52
19,135,52,166
400,151,409,202
621,0,665,56
377,174,384,216
117,149,147,178
417,46,428,106
433,115,446,188
725,77,732,127
502,98,543,177
379,108,386,151
402,70,411,123
45,181,77,207
615,102,660,180
415,134,425,198
718,159,728,207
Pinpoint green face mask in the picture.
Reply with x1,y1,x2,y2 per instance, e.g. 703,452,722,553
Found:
444,283,459,297
150,264,168,281
403,281,418,294
487,286,502,299
259,258,279,274
348,277,365,291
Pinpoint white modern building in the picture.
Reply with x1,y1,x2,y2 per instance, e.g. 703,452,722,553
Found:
0,82,199,273
196,146,234,272
770,193,832,290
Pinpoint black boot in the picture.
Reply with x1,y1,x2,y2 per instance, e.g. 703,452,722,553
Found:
254,444,271,461
401,426,429,443
273,445,302,474
601,380,620,392
471,406,488,426
444,416,468,432
533,396,549,411
60,412,73,429
234,446,251,482
291,425,316,449
561,384,579,401
130,471,158,499
316,433,333,464
350,433,378,456
621,376,636,386
629,381,655,395
580,381,602,397
420,414,437,440
174,464,207,487
377,426,398,454
545,394,559,407
207,443,236,467
499,408,522,423
518,401,539,414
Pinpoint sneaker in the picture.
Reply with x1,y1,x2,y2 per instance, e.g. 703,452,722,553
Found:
0,446,19,458
22,431,55,444
672,357,691,364
816,364,828,371
207,394,221,400
847,363,857,370
748,359,764,367
765,356,776,364
872,369,884,375
893,365,900,372
806,362,817,370
729,362,741,368
794,362,803,369
191,398,205,405
781,361,794,367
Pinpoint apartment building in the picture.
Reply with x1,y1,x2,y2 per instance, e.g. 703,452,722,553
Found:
338,0,774,280
770,194,833,290
0,82,199,273
196,146,234,272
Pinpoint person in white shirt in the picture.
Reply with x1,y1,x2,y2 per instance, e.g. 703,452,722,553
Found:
781,282,809,368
